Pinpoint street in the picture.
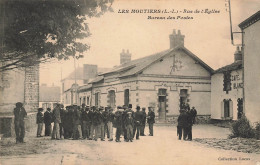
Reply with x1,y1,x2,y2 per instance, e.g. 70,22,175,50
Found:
1,125,259,165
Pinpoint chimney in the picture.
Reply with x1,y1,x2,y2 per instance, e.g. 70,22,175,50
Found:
120,49,131,64
234,46,242,62
169,29,185,49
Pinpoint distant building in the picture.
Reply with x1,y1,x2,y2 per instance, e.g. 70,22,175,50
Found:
120,49,131,64
61,64,110,106
39,84,61,110
239,11,260,125
211,47,243,120
78,30,213,123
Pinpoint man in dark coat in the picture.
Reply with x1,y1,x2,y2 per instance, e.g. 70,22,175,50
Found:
140,107,146,136
115,106,123,142
186,109,193,141
88,106,95,140
177,109,189,140
190,106,197,124
14,102,27,143
72,105,82,140
44,108,53,136
99,106,105,141
107,107,115,141
103,107,109,139
36,108,44,137
82,105,91,139
52,104,61,140
59,104,65,139
147,107,155,136
133,105,142,140
92,107,102,141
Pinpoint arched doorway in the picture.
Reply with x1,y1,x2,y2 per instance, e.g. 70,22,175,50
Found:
158,88,167,122
108,90,116,108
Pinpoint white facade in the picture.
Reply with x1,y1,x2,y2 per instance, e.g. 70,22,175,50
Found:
240,12,260,125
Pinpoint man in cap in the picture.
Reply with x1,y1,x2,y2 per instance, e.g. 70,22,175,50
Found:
125,111,134,142
14,102,27,143
147,107,155,136
99,106,105,141
92,106,102,141
103,107,110,139
107,107,115,141
36,108,44,137
133,105,142,140
82,105,91,139
88,106,95,140
122,105,128,141
140,107,147,136
190,106,197,124
115,106,123,142
52,104,61,140
177,109,188,140
44,108,53,136
72,105,83,140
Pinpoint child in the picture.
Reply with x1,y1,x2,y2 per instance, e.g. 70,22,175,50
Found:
125,112,134,142
37,108,44,137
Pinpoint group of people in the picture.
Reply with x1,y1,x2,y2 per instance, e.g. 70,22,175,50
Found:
36,103,156,142
177,104,197,141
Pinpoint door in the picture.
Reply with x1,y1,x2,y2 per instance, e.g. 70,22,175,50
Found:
158,96,166,122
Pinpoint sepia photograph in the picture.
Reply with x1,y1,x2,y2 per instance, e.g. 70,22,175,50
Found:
0,0,260,164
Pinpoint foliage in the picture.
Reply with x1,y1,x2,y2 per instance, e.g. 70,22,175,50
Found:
255,122,260,140
0,0,113,71
229,115,255,138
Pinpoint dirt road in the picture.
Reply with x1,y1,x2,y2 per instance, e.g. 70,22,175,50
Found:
1,125,259,165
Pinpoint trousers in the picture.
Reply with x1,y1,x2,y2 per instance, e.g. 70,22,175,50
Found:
15,121,25,142
52,122,60,139
107,121,113,140
37,123,43,136
73,124,82,139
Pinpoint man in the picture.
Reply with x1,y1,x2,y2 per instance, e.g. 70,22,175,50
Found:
44,108,53,136
186,108,193,141
190,106,197,124
92,107,102,141
99,106,105,141
133,105,142,140
52,104,61,140
125,112,134,142
122,105,128,141
147,107,155,136
115,106,123,142
59,104,65,139
14,102,27,143
103,107,109,139
177,109,188,140
82,105,91,139
140,107,146,136
88,106,95,140
107,107,115,141
72,105,83,140
36,108,44,137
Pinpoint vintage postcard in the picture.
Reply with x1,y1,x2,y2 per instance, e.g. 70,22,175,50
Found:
0,0,259,164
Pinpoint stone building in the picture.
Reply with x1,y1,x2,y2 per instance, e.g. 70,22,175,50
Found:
0,64,39,137
239,11,260,125
78,30,214,123
211,47,243,121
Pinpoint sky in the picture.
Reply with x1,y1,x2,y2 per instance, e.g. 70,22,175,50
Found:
40,0,260,87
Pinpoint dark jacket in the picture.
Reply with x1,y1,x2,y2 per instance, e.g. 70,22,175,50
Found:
102,111,109,124
114,111,123,128
141,111,146,125
177,112,189,127
52,107,61,123
125,117,134,127
37,112,44,124
44,111,52,125
108,112,115,122
134,110,143,125
14,107,27,123
73,109,82,125
147,111,155,124
93,111,102,126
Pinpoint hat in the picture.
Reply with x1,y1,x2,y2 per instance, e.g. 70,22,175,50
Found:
128,104,132,108
136,105,140,110
117,106,122,109
122,105,128,110
47,108,51,111
86,106,90,110
99,106,104,111
16,102,23,107
38,108,43,111
142,107,146,110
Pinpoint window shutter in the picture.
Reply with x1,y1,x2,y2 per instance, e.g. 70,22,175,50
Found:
221,101,224,119
229,100,233,118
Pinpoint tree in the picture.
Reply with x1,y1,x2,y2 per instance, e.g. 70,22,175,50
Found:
0,0,113,71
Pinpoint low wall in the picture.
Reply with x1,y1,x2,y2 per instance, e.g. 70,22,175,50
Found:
155,115,211,124
0,112,37,137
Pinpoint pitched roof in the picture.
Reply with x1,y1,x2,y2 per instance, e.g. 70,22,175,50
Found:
239,10,260,30
214,60,242,74
100,46,213,78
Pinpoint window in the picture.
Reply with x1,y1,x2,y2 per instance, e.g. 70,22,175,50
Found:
237,98,243,119
158,89,167,96
87,96,89,105
83,97,86,105
223,71,231,93
221,99,233,119
95,92,100,107
108,90,116,108
124,89,130,106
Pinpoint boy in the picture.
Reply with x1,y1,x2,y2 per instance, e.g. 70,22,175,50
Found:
125,112,134,142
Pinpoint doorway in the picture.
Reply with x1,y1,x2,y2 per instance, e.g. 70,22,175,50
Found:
158,89,167,122
179,89,188,109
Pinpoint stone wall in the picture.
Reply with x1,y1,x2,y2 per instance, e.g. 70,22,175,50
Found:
0,112,37,137
155,114,211,124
